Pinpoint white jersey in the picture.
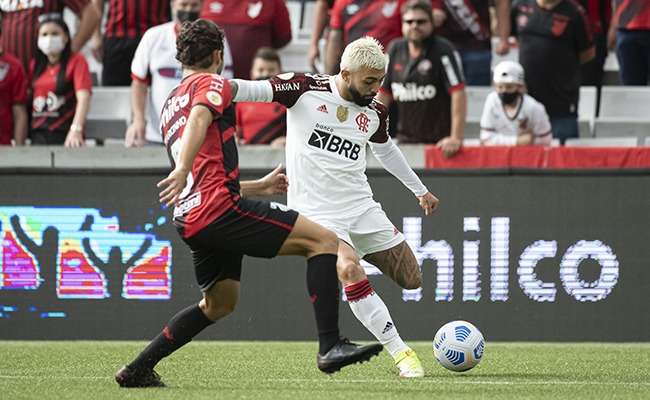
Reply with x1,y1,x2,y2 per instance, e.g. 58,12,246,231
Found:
479,92,552,146
131,21,233,143
267,73,389,220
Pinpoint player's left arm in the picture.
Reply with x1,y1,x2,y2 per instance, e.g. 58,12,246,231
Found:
368,102,439,216
240,164,289,197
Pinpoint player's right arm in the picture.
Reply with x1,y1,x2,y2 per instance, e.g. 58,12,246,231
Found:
230,74,311,107
157,105,213,206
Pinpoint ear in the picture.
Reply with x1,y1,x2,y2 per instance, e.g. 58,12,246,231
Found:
341,69,351,83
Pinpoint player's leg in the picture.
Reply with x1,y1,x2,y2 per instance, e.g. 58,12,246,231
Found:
363,241,422,290
277,214,383,373
345,207,424,377
115,245,243,388
337,240,421,377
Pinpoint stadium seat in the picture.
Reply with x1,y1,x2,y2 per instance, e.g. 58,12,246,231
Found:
645,136,650,146
86,87,131,141
599,86,650,118
578,86,596,137
594,118,650,139
564,137,639,147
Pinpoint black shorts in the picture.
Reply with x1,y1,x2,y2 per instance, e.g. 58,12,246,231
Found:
182,198,299,292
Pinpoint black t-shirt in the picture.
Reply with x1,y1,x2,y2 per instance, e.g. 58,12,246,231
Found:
512,0,593,117
381,36,465,144
436,0,492,50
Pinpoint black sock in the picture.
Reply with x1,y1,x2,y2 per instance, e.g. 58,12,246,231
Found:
306,254,340,354
129,304,214,371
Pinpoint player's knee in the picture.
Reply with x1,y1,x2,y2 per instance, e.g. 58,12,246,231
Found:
316,228,339,255
200,296,237,321
337,259,364,283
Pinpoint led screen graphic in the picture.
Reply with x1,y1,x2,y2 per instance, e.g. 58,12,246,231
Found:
0,172,647,341
0,207,172,305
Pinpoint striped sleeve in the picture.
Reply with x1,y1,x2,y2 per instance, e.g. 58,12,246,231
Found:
438,40,465,94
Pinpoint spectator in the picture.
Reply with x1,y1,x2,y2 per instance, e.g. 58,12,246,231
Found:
377,0,466,157
91,0,171,86
578,0,611,90
325,0,405,74
200,0,291,79
512,0,595,144
0,0,100,72
127,2,234,146
0,25,28,146
480,61,552,146
236,47,286,147
307,0,335,73
432,0,511,85
30,14,92,147
609,0,650,85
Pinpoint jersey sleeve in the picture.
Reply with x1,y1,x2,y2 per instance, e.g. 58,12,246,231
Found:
268,73,313,108
131,29,152,84
530,100,553,145
191,74,233,116
71,54,93,93
438,40,465,94
368,99,390,143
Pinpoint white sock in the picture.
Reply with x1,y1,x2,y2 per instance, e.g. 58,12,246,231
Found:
344,279,409,359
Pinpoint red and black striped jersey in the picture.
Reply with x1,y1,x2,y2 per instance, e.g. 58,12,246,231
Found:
433,0,492,50
161,73,239,238
103,0,171,39
30,52,92,133
0,0,88,70
329,0,405,49
613,0,650,30
235,101,286,144
0,51,28,145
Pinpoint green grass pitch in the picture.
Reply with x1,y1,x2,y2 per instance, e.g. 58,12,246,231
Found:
1,342,648,399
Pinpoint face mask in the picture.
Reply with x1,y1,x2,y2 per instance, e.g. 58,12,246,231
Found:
176,10,200,23
499,91,520,106
38,35,65,56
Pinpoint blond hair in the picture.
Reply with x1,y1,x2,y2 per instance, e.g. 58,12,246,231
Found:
340,36,386,72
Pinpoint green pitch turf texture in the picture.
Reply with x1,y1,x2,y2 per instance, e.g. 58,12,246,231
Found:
1,342,648,399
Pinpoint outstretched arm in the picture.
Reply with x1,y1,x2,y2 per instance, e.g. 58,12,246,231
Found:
125,237,152,268
82,237,106,268
369,139,439,215
10,215,37,251
230,79,273,103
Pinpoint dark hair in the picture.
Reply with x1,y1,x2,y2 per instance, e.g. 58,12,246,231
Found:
33,14,72,95
401,0,434,22
176,19,224,69
254,47,282,69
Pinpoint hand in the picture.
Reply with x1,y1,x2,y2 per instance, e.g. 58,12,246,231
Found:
308,43,321,73
495,38,510,55
418,192,439,216
64,130,84,148
270,136,286,148
432,9,447,27
517,132,534,145
90,33,103,62
125,120,146,147
157,167,189,207
437,136,461,158
257,164,289,196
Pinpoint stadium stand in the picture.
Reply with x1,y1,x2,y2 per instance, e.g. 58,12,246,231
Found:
86,87,131,141
565,137,639,147
594,86,650,143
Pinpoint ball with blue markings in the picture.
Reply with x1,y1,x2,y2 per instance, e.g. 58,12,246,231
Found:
433,320,485,372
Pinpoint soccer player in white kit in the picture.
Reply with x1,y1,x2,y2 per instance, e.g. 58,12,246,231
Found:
230,37,439,378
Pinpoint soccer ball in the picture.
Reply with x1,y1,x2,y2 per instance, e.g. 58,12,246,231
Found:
433,320,485,372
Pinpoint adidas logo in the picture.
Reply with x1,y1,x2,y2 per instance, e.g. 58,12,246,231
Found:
382,321,394,334
317,104,328,113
